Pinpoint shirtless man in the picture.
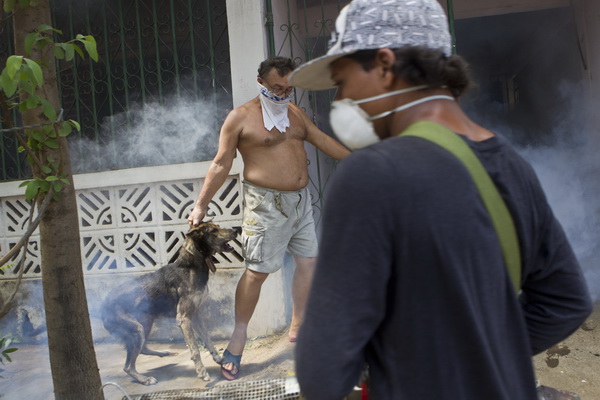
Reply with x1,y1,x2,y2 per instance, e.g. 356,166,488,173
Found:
187,57,349,380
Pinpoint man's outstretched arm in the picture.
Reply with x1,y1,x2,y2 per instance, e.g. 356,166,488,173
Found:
188,109,243,226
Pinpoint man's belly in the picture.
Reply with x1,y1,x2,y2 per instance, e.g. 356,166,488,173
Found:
242,169,308,192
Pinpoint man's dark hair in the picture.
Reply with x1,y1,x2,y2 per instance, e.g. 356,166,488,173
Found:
258,57,296,79
345,47,473,98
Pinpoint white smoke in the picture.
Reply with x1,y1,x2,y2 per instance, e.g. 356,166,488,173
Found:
511,83,600,302
70,96,223,171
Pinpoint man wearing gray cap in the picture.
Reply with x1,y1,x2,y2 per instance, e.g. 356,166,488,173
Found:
290,0,592,399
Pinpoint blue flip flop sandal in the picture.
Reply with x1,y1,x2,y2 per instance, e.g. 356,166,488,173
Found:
220,349,242,380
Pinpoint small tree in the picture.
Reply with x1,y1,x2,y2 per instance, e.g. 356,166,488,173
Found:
0,1,103,398
0,334,17,378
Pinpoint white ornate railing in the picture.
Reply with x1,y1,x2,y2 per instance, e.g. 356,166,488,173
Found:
0,158,245,279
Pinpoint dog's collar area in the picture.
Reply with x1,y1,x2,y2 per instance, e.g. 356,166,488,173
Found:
183,245,217,272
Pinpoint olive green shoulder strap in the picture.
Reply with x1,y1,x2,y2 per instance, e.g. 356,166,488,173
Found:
400,121,521,294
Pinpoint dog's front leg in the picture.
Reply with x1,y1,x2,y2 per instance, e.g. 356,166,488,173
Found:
193,316,222,364
177,310,210,381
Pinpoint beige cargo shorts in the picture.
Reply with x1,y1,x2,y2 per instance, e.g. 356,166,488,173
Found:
241,181,319,273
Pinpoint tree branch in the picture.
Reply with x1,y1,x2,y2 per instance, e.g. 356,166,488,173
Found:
0,91,45,169
0,186,54,320
0,186,53,269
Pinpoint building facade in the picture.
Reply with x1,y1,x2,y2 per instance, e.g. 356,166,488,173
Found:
1,0,598,341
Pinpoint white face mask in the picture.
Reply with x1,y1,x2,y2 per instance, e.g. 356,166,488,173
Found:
258,82,292,133
329,86,455,150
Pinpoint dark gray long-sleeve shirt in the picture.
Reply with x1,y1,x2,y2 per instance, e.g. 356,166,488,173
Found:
295,128,592,400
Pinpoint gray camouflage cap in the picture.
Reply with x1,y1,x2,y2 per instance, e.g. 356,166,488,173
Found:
290,0,452,90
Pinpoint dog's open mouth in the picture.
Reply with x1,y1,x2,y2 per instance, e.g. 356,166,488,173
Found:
222,242,234,252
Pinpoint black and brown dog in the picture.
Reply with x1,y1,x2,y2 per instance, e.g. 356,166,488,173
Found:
101,221,238,385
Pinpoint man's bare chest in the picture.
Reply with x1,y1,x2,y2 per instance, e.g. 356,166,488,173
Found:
241,113,306,147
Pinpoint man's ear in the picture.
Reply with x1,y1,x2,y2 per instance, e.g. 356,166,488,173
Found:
374,48,397,88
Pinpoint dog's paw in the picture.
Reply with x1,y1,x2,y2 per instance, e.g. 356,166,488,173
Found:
212,354,223,364
141,376,158,386
195,367,211,382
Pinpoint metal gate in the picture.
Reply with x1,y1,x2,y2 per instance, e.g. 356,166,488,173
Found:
0,0,232,181
265,0,350,223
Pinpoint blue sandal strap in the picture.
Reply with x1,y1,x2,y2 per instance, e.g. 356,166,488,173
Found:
220,349,242,368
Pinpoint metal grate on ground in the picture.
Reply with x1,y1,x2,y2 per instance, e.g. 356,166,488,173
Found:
124,377,301,400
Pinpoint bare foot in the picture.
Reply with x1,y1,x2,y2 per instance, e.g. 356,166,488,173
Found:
288,325,300,342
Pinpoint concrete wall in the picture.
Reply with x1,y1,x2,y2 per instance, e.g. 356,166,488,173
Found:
226,0,268,108
224,0,293,339
0,159,248,343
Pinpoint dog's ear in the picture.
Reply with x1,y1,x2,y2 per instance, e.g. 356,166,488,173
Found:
206,257,217,273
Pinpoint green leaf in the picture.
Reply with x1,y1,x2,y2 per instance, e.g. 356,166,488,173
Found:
25,95,40,109
40,98,57,120
19,0,32,8
45,176,58,182
28,140,40,151
25,180,39,201
3,0,16,13
53,46,65,59
17,146,25,153
6,56,23,79
30,130,45,142
72,45,84,60
60,178,71,185
24,58,43,87
35,37,52,52
24,32,38,56
53,181,63,192
45,139,59,149
18,102,27,113
58,123,72,137
82,36,99,62
39,180,50,191
0,69,18,97
18,180,30,188
63,44,75,62
41,165,52,174
68,120,81,131
36,24,54,33
20,79,35,95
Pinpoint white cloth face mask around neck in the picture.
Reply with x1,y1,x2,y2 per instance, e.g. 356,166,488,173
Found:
329,85,455,150
258,82,292,133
